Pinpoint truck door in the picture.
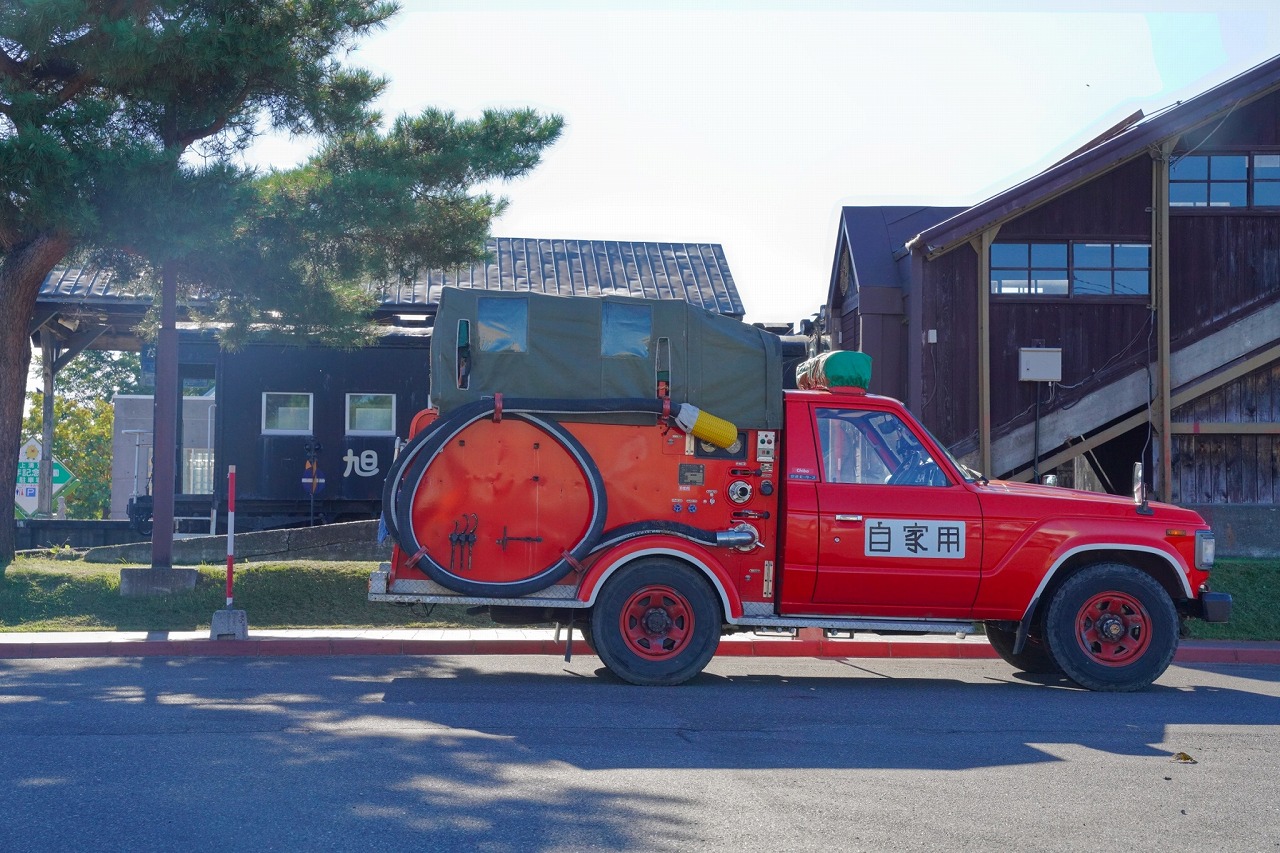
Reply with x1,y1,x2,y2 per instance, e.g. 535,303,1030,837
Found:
810,404,982,617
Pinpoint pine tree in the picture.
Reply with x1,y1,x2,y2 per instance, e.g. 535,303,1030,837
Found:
0,2,563,566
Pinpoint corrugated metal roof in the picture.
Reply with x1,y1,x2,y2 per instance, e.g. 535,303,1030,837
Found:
374,238,744,317
39,238,745,317
38,266,132,301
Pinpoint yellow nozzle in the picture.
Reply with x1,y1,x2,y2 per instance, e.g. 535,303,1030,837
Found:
675,404,738,449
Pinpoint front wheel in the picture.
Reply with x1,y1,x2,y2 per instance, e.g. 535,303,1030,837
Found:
984,621,1060,674
591,558,721,686
1043,563,1178,692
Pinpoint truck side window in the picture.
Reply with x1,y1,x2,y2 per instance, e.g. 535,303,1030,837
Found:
816,408,947,487
601,301,652,358
477,297,528,353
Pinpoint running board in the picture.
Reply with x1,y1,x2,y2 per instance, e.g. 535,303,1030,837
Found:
369,566,587,608
729,614,975,635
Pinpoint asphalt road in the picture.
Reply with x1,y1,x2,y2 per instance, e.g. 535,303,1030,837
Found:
1,655,1277,853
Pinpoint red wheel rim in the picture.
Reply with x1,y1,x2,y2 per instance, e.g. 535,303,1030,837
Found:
1074,590,1152,667
619,584,694,660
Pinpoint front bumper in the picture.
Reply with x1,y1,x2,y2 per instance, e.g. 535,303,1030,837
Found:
1197,591,1233,623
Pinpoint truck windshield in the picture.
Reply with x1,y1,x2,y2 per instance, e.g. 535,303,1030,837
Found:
918,423,980,483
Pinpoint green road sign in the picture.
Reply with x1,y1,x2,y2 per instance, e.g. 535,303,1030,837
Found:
14,437,77,517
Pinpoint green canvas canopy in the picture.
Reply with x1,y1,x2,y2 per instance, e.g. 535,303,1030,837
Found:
431,288,784,429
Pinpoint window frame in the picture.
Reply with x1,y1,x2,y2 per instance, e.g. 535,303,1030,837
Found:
990,240,1151,300
814,407,951,488
1169,150,1280,211
261,392,314,435
345,393,397,436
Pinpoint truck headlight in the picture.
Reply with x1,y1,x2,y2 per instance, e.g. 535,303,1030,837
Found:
1195,530,1215,570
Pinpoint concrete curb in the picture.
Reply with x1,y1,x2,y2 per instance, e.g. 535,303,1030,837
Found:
0,631,1275,665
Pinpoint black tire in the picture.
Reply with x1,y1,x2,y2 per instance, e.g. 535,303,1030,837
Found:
576,620,596,654
591,558,721,686
984,621,1061,674
1043,563,1178,692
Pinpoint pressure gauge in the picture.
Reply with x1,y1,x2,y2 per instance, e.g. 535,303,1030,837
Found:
700,436,743,455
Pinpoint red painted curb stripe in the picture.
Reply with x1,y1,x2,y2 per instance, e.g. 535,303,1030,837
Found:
0,639,1276,664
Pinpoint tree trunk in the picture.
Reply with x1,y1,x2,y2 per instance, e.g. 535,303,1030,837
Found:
0,233,73,567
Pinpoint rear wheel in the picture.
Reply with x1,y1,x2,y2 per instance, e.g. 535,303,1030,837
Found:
1043,563,1178,692
591,558,721,685
983,621,1060,674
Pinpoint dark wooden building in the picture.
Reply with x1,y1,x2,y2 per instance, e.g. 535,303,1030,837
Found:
826,55,1280,551
35,238,749,531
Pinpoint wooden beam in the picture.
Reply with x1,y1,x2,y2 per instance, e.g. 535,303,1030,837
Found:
27,307,58,337
972,226,1000,476
1177,340,1280,402
1170,422,1280,435
1152,139,1178,501
1009,411,1150,483
51,324,110,373
1008,340,1280,482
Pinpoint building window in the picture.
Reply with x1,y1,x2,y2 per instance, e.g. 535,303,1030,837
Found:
262,392,313,434
990,242,1149,297
1170,153,1280,208
990,243,1067,295
346,393,396,435
1256,154,1280,207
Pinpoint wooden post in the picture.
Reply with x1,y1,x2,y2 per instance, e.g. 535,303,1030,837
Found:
1152,140,1177,502
150,263,179,569
37,330,55,517
973,226,1000,476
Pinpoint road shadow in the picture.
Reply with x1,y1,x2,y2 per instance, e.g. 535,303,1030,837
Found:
0,655,1276,851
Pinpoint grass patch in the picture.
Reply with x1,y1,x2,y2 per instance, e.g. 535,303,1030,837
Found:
1185,558,1280,641
1,556,1276,640
0,558,488,633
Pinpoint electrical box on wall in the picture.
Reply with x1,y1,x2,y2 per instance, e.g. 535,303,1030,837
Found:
1019,347,1062,382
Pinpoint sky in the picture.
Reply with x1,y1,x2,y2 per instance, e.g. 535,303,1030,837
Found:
242,2,1276,324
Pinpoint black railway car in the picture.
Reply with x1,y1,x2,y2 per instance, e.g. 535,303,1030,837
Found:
205,334,431,531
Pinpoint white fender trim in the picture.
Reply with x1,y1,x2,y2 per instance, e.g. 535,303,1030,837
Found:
1020,543,1194,622
585,546,737,618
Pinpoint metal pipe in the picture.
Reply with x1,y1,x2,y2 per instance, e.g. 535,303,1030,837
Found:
715,524,759,549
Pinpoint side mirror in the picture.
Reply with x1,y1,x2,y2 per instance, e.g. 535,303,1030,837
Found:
1133,462,1152,514
1041,474,1058,487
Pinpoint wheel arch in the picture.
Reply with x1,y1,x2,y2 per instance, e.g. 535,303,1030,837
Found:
1015,544,1191,650
581,543,737,622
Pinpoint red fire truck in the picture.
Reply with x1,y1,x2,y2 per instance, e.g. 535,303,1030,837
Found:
371,289,1230,690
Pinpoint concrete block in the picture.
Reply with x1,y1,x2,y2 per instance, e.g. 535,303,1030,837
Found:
210,609,249,640
119,567,199,598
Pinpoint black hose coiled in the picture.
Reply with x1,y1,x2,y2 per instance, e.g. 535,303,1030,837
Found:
382,397,666,597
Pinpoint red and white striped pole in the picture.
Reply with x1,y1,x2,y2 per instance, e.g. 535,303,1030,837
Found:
225,465,236,608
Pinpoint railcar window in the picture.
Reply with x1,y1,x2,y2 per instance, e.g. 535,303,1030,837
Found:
346,394,396,435
263,392,313,434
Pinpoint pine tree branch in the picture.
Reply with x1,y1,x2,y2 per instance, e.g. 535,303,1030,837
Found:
0,48,24,82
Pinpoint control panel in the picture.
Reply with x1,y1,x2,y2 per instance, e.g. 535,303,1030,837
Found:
756,431,777,463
